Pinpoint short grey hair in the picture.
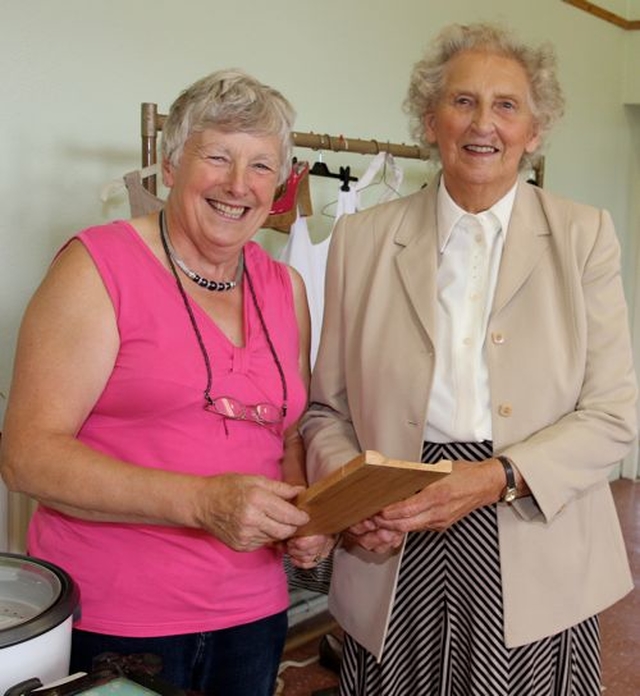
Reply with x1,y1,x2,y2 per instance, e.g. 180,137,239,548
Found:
162,69,296,184
403,23,565,162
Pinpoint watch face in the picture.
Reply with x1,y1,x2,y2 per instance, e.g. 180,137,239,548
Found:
503,488,517,503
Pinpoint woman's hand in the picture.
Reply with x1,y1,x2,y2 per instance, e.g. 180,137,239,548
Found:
194,473,310,552
286,533,336,569
374,458,506,533
341,518,405,554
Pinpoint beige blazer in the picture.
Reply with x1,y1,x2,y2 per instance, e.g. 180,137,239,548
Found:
300,178,637,660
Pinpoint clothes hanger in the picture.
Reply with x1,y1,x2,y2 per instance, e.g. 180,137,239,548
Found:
320,152,401,220
356,151,402,200
339,166,352,192
309,152,357,183
320,166,357,219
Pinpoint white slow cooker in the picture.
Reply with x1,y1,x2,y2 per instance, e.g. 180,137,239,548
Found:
0,553,80,696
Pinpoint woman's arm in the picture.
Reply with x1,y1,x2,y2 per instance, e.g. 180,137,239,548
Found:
299,219,362,483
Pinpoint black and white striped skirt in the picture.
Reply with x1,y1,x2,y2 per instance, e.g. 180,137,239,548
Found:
339,441,601,696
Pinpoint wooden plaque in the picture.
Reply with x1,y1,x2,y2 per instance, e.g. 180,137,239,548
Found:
295,450,452,536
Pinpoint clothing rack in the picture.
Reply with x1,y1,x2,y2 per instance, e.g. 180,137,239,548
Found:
140,102,544,193
291,132,429,160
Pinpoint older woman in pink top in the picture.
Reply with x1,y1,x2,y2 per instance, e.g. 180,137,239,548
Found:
0,69,330,696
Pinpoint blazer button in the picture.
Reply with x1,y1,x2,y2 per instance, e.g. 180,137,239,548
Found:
498,403,513,417
491,332,505,344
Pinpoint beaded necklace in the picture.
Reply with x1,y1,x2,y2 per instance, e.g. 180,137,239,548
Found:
159,209,288,417
160,212,243,291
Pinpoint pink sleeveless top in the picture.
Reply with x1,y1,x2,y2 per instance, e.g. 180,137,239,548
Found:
28,221,306,637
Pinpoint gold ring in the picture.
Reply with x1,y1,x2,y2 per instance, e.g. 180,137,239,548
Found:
313,554,322,563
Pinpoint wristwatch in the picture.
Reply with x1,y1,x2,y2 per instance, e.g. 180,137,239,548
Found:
497,455,518,503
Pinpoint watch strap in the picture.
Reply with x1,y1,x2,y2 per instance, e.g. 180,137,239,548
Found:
497,455,517,502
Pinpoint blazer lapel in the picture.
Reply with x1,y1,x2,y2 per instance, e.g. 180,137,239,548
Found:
394,185,440,344
391,180,550,337
492,182,551,315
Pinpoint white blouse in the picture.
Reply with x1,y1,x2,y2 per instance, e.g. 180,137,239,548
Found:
424,179,517,444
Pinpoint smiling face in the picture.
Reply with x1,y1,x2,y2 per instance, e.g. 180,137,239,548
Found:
162,128,281,261
424,50,540,212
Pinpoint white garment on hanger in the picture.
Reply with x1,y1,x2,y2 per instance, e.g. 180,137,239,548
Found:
281,214,331,367
280,153,403,367
100,164,160,203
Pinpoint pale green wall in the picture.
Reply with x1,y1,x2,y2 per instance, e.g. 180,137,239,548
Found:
597,0,638,15
624,33,640,102
1,0,638,425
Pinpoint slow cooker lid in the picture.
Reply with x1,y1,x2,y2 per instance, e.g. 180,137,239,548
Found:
0,556,60,628
0,553,79,648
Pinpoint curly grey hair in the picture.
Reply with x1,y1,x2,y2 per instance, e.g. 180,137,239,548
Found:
403,23,565,162
162,69,296,184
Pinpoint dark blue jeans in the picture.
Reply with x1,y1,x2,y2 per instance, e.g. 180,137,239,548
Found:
70,611,288,696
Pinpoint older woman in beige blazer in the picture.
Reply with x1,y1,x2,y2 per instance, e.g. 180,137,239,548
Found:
301,22,637,696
